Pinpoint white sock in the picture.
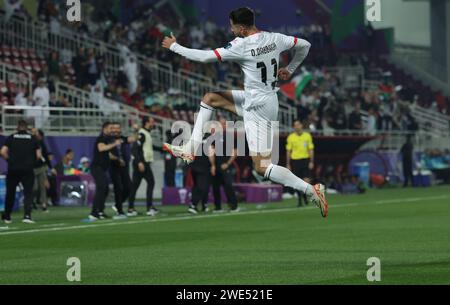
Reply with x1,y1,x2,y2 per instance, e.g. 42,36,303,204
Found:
264,164,311,194
185,102,214,153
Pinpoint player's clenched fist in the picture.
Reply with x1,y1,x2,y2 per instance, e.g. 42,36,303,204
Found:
162,32,177,49
277,68,291,81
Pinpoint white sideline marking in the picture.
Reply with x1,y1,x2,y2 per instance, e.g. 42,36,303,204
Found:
0,194,448,236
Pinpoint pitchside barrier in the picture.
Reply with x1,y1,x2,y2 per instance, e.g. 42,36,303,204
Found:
162,184,283,205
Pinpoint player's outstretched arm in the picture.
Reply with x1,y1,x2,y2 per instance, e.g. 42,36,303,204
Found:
162,33,219,63
278,38,311,81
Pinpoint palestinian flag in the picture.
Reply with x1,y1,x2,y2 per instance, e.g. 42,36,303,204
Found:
280,71,313,100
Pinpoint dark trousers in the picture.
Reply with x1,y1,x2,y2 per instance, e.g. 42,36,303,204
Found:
403,160,413,187
3,169,34,219
129,162,155,210
47,174,58,206
164,158,176,187
91,166,109,216
191,169,210,208
291,159,310,206
212,169,237,210
110,165,131,214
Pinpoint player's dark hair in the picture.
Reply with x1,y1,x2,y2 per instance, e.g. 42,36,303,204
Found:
102,121,111,129
38,129,44,137
229,7,255,27
142,116,153,127
17,119,28,130
65,149,73,155
293,119,303,126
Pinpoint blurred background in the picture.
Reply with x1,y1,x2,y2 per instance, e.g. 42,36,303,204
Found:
0,0,449,202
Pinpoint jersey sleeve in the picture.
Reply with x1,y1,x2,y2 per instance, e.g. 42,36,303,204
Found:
285,135,293,151
213,38,244,62
307,134,314,150
276,33,299,52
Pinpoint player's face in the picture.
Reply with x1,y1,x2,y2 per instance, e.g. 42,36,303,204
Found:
294,121,303,133
230,19,244,37
114,124,121,136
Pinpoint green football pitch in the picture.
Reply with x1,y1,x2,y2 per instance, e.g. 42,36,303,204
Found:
0,186,449,284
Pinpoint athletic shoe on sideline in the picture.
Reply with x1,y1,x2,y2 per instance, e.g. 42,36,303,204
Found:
127,210,138,217
188,206,198,214
113,214,127,220
146,207,159,216
88,214,99,221
1,214,12,224
98,212,109,220
22,216,35,224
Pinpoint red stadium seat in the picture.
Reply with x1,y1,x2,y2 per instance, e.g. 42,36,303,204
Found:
32,60,41,72
2,46,11,57
22,60,32,71
20,47,29,59
11,47,20,58
172,110,180,120
28,49,37,59
12,58,23,69
7,81,17,94
3,57,12,66
1,96,9,105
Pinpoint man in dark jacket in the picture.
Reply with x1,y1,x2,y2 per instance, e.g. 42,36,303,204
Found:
401,136,414,187
32,128,50,212
1,120,42,224
128,117,158,217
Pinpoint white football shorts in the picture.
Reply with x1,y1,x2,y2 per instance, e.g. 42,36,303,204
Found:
231,90,279,154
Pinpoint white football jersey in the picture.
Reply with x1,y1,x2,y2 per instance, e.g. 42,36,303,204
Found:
213,31,298,107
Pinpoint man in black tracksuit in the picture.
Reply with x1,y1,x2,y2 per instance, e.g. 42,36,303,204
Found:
32,128,51,212
188,139,212,214
109,122,138,217
210,119,238,212
164,129,177,187
89,122,122,220
1,120,42,224
401,136,414,187
128,117,158,216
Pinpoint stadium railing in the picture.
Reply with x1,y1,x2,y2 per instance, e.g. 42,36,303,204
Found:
313,129,450,152
326,66,365,90
0,104,173,148
409,103,450,138
0,11,297,131
393,43,448,84
388,45,450,98
0,61,33,95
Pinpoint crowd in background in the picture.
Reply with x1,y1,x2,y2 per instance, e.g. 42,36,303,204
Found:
0,0,448,134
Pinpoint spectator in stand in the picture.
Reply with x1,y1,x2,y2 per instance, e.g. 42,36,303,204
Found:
367,108,378,136
32,78,50,129
87,49,99,86
348,103,363,131
72,47,88,88
123,55,139,95
47,51,61,80
141,59,154,94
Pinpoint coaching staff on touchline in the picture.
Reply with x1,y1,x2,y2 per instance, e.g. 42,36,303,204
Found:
1,120,42,224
